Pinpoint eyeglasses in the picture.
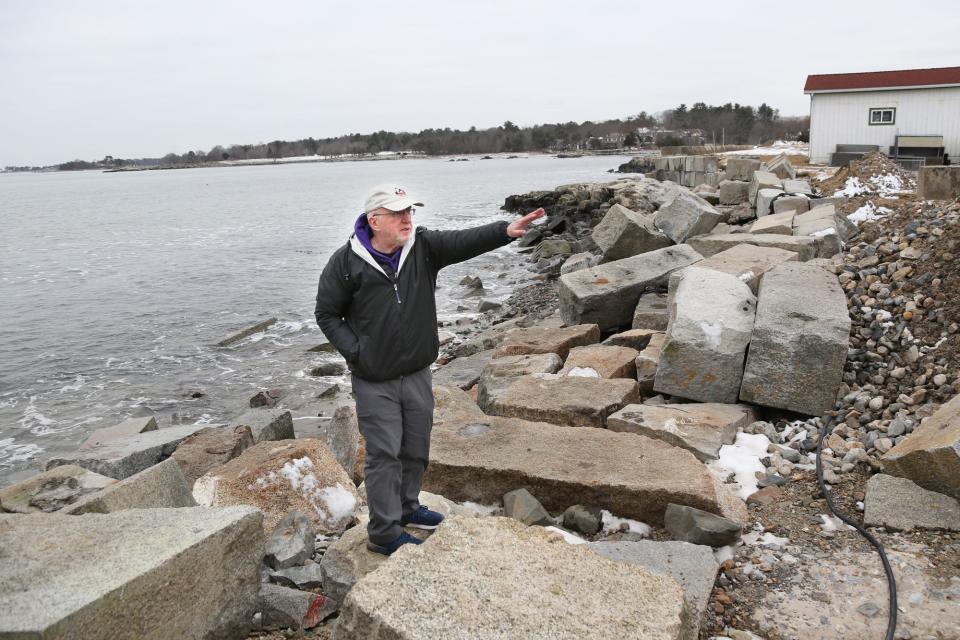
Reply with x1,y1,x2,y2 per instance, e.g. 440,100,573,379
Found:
371,207,415,218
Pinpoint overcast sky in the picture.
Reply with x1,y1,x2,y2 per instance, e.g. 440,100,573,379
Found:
1,1,957,166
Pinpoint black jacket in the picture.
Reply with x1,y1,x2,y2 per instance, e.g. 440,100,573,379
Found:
315,221,512,381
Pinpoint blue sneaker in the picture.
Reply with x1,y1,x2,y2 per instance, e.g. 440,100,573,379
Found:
400,505,445,530
366,532,423,556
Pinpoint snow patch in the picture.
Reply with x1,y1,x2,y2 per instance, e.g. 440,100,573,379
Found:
566,366,600,378
544,526,587,544
708,432,771,500
700,321,723,348
601,510,652,537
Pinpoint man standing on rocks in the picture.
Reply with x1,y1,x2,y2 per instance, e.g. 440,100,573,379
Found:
315,184,543,555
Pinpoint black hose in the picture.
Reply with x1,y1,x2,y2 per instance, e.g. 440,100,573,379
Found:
816,416,898,640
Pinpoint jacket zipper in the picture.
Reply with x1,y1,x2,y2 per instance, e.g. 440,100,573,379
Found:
392,273,402,304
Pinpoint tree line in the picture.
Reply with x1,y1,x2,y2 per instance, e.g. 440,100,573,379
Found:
42,103,809,170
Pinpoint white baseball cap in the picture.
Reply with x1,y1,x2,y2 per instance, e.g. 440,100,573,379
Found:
363,184,424,214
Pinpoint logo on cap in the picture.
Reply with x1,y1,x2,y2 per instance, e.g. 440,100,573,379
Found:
394,187,406,196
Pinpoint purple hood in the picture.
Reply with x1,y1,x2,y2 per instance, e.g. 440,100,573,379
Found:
354,212,402,272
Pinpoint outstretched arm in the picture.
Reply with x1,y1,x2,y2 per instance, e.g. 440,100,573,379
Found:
506,207,545,238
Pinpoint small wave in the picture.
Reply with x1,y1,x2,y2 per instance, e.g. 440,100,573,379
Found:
194,414,215,424
0,438,43,465
59,374,87,394
0,397,17,409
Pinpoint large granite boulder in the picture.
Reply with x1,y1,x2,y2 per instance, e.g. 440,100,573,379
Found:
336,517,694,640
592,203,672,262
493,324,600,360
433,349,495,390
0,465,115,514
633,292,671,330
718,180,749,205
425,386,733,525
687,233,817,261
636,332,667,394
863,473,960,531
476,353,563,414
492,375,639,428
0,506,263,639
306,405,362,482
589,540,719,627
559,245,703,331
45,424,208,480
724,158,761,182
233,408,295,443
748,171,782,206
193,439,358,534
667,243,797,297
750,210,796,235
654,268,756,403
654,187,722,243
558,344,639,379
172,425,254,487
882,394,960,500
739,263,850,415
607,403,755,461
62,458,196,514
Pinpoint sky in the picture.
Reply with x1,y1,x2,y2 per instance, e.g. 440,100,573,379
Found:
1,1,958,166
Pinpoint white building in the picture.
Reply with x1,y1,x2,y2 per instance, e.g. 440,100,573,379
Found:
805,66,960,165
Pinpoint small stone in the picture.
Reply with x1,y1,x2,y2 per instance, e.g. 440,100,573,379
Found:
264,511,317,570
933,374,948,387
503,488,553,526
856,602,882,618
561,504,602,535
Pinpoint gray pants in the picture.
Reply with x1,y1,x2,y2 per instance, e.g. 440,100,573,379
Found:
351,366,435,545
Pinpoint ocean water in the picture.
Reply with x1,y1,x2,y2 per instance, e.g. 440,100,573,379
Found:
0,154,630,484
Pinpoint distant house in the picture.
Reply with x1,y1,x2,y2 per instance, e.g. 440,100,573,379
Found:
804,66,960,165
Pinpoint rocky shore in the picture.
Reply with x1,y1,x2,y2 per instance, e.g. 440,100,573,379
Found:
2,152,959,639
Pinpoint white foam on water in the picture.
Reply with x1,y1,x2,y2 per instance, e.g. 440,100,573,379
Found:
0,437,43,464
58,374,86,394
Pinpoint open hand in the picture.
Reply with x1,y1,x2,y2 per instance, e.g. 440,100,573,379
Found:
506,207,545,238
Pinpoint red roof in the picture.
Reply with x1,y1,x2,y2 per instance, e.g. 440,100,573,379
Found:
804,66,960,93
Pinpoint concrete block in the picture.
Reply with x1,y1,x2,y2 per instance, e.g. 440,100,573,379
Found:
493,375,639,428
762,154,797,180
0,506,264,639
633,292,670,330
477,353,563,414
739,263,850,415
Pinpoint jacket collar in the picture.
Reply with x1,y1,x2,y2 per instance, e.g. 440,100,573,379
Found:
349,228,416,278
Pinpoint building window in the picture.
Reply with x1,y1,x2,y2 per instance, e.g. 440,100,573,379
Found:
869,108,896,125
